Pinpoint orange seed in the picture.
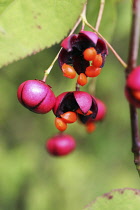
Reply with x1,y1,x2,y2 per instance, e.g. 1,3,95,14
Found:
77,73,87,86
132,90,140,100
60,111,77,123
83,47,97,61
86,122,96,133
55,117,67,132
62,63,76,79
85,66,101,77
92,54,103,67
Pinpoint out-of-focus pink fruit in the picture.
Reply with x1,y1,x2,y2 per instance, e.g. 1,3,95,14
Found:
46,133,76,156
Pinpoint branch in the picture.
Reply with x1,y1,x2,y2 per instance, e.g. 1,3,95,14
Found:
95,0,105,31
81,17,127,68
126,0,140,176
43,2,87,82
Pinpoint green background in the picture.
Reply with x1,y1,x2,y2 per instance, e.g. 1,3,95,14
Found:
0,0,140,210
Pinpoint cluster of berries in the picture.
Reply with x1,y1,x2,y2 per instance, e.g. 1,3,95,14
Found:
59,31,108,86
17,31,108,157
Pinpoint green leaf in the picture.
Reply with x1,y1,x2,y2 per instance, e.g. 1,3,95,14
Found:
84,188,140,210
0,0,14,15
0,0,86,69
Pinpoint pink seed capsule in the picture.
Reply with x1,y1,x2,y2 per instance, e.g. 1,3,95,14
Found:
17,79,56,114
46,134,76,156
125,66,140,107
94,98,107,121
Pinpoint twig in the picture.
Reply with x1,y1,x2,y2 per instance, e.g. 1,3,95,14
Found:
95,0,105,31
81,1,87,30
81,10,128,68
43,2,88,82
89,0,105,95
126,0,140,176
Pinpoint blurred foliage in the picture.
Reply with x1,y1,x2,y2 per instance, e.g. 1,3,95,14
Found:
0,0,14,14
0,0,140,210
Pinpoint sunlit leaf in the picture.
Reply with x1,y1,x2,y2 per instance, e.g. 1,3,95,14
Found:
0,0,14,14
84,188,140,210
0,0,86,68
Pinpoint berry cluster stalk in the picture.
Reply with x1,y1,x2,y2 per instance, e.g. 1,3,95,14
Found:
42,3,86,82
95,0,105,31
88,0,105,95
126,0,140,176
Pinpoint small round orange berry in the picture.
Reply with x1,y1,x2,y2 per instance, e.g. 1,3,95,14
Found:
132,90,140,100
83,47,97,61
77,73,87,86
92,54,103,67
86,110,93,116
76,108,92,116
62,63,76,79
86,122,96,133
85,66,101,77
55,117,67,132
76,108,84,115
60,111,77,123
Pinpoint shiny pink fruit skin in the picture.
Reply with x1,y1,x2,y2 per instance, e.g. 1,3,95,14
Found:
53,91,95,116
95,98,106,121
125,66,140,107
17,80,56,114
46,134,76,156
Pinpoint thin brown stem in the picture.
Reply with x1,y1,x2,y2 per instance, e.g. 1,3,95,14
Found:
81,8,128,68
76,83,80,91
43,2,88,82
95,0,105,31
89,0,105,95
84,20,128,68
81,1,87,30
126,0,140,76
126,0,140,176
